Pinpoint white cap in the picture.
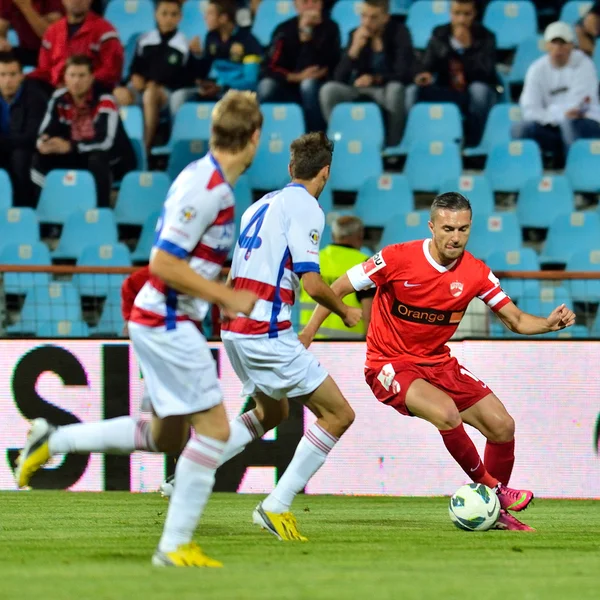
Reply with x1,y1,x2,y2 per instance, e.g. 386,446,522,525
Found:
544,22,574,43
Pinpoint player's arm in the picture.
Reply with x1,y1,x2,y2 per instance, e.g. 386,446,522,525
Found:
495,300,576,335
302,271,361,326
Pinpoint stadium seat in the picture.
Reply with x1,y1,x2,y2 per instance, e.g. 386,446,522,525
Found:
487,248,540,304
328,140,383,192
507,37,545,87
390,0,412,14
120,105,146,170
95,289,125,336
0,169,13,209
180,0,209,40
559,1,593,24
592,311,600,336
331,0,361,45
594,43,600,74
132,210,161,263
483,1,537,49
467,213,522,260
252,0,296,45
0,242,52,295
378,210,431,249
73,243,132,297
438,175,494,218
104,0,155,47
541,212,600,266
318,182,334,215
7,29,18,46
0,208,40,252
328,103,385,148
115,172,171,226
354,174,413,228
566,249,600,303
484,141,542,193
247,103,305,190
517,176,574,229
406,0,450,49
37,170,97,225
230,175,254,257
464,104,521,157
519,285,573,322
36,319,90,338
167,140,207,180
565,139,600,193
392,103,462,154
123,33,138,80
53,209,118,261
405,141,461,192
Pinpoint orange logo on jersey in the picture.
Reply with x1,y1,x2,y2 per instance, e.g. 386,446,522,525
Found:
392,300,465,326
450,281,464,298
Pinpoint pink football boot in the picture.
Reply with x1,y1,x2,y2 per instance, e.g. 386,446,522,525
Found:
495,509,535,532
496,483,534,512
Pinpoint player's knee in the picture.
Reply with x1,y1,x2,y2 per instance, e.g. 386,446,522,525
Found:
329,404,355,436
490,414,515,443
436,407,462,430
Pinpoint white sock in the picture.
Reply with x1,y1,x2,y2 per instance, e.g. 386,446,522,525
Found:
158,434,226,553
220,410,264,464
262,423,338,514
48,417,157,455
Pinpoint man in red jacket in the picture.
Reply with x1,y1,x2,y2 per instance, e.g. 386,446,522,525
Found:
29,0,123,93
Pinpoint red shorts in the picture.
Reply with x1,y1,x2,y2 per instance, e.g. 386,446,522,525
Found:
364,357,493,417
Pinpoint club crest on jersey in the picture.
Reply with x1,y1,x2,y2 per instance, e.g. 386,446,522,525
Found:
309,229,320,245
450,281,464,297
179,206,196,223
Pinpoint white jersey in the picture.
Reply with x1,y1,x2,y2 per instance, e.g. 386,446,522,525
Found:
221,183,324,339
130,153,235,329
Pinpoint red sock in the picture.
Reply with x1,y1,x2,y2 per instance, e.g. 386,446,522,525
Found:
439,423,498,489
484,439,515,486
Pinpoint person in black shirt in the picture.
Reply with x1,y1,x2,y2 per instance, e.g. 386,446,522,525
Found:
113,0,188,150
258,0,340,132
576,1,600,56
0,51,46,206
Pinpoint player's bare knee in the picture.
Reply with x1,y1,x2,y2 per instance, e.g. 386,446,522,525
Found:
326,403,355,436
436,407,462,430
490,414,515,443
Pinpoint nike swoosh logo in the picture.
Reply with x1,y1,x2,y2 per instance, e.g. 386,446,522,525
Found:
404,282,421,287
487,508,496,517
470,460,481,472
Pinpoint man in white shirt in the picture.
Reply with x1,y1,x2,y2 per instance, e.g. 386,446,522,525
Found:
511,21,600,164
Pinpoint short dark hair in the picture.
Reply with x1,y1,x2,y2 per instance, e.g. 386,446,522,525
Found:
430,192,472,219
365,0,389,13
0,51,21,69
210,0,237,23
289,132,334,180
65,54,94,73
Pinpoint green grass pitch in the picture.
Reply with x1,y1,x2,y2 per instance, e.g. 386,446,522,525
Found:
2,492,599,600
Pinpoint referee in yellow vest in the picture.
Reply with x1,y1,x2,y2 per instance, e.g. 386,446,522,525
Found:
299,215,374,339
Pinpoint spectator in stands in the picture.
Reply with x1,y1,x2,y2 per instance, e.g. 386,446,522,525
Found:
575,1,600,56
31,55,135,208
318,0,413,147
408,0,497,147
28,0,123,95
169,0,262,114
512,22,600,164
113,0,189,151
0,0,63,66
0,51,46,205
258,0,340,132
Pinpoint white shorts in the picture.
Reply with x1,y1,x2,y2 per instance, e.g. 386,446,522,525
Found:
129,321,222,418
223,331,328,400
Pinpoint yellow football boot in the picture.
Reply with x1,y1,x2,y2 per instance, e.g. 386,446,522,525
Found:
252,502,308,541
152,542,223,567
15,418,54,488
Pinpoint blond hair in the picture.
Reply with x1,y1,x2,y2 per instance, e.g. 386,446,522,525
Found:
210,90,263,153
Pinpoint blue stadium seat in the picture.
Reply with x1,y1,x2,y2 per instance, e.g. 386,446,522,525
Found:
230,175,254,257
464,104,521,157
507,36,544,86
541,212,600,266
120,105,146,170
594,43,600,74
104,0,155,47
328,140,382,192
115,171,170,226
167,140,207,180
519,285,573,321
483,1,537,49
73,243,132,297
0,208,40,252
36,319,90,338
487,248,540,304
123,33,138,80
484,141,542,193
0,169,13,209
0,242,52,295
354,175,413,228
252,0,296,45
560,1,594,24
405,141,461,192
566,249,600,303
132,210,160,263
390,0,413,14
393,103,462,154
517,175,574,229
247,103,305,190
467,212,522,260
180,0,208,40
95,289,125,336
318,182,334,215
331,0,361,45
565,139,600,193
328,102,385,148
53,209,118,261
7,29,18,45
378,210,431,249
37,170,96,225
592,311,600,336
438,175,494,218
406,0,450,49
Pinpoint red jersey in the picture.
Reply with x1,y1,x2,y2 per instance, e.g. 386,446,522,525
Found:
121,267,150,322
347,239,511,369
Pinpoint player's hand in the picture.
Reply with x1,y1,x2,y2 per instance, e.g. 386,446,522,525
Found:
415,72,433,86
224,290,258,317
220,307,239,322
298,329,314,349
354,74,374,88
546,303,576,330
189,35,202,55
342,306,362,328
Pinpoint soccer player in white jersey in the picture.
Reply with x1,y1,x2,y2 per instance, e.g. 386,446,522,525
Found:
14,91,263,568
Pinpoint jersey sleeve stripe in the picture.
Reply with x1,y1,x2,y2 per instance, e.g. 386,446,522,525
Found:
221,317,292,335
129,305,203,329
478,287,497,301
486,291,508,308
347,263,373,291
155,238,187,258
213,206,234,226
293,261,320,274
233,277,295,305
192,243,230,265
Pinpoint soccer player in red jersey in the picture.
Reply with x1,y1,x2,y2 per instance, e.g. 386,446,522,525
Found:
301,192,576,531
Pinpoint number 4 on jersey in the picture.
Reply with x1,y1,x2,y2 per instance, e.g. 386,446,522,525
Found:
238,204,269,260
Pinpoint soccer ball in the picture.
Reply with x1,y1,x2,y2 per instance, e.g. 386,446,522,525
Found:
448,483,500,531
